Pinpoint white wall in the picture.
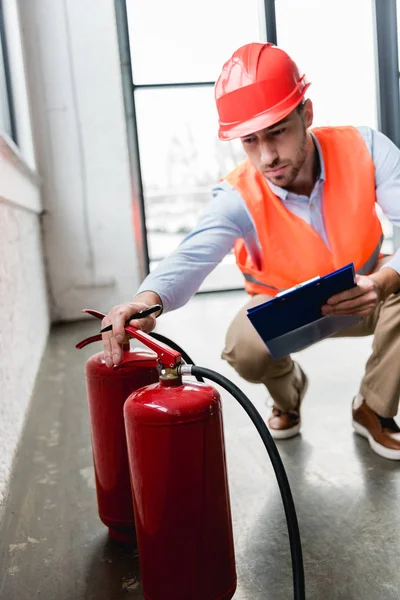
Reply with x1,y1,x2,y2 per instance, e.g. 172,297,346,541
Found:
18,0,143,321
0,135,49,509
0,1,49,512
1,0,142,511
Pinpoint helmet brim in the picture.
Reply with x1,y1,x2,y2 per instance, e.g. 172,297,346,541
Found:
218,82,310,141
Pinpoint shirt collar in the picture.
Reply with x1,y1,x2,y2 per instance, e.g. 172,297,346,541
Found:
265,131,326,200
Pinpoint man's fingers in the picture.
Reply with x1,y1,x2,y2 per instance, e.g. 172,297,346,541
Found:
101,317,114,368
110,333,123,365
147,314,157,332
128,314,157,334
111,305,136,342
322,304,375,317
326,286,363,305
327,276,375,306
101,302,155,367
323,290,378,313
328,287,362,305
127,318,144,331
322,294,377,316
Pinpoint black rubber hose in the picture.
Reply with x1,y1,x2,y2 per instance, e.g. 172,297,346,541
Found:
148,333,304,596
190,365,305,600
149,331,204,382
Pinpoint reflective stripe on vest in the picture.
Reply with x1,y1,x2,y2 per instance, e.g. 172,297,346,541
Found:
356,234,383,275
242,234,383,292
242,274,282,293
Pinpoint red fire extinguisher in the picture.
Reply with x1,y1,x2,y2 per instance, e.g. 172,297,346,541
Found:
79,313,305,600
122,325,237,600
76,310,160,542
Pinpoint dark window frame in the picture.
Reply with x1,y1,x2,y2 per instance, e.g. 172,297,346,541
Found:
0,0,17,143
373,0,400,147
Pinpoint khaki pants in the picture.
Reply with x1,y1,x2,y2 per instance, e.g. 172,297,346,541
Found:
222,262,400,418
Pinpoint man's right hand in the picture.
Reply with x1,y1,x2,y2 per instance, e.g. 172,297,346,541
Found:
101,292,162,368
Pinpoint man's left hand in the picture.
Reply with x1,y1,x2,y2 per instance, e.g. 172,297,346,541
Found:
321,268,400,317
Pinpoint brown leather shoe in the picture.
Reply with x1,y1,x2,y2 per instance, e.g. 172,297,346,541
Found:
352,396,400,460
268,364,308,440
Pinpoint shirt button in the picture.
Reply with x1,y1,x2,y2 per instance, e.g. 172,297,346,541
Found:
310,203,314,209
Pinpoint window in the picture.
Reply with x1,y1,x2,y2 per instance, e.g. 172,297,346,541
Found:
135,86,245,262
0,3,15,140
126,0,265,290
275,0,378,129
127,0,264,85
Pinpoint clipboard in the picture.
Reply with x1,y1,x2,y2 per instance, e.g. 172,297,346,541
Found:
247,263,362,359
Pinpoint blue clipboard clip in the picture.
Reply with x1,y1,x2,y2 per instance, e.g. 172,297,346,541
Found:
247,263,362,359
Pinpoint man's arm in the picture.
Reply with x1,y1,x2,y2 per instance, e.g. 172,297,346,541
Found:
101,183,255,366
323,128,400,317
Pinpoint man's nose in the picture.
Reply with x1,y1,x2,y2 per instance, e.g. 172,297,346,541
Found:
260,142,278,167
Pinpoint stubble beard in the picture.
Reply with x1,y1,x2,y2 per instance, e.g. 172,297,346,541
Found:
269,127,308,189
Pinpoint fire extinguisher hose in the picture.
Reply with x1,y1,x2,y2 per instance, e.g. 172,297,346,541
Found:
181,364,305,600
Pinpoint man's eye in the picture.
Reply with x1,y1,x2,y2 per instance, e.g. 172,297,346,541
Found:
272,128,285,136
243,137,255,144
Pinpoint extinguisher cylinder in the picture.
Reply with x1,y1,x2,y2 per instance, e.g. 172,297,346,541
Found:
124,379,237,600
85,349,159,542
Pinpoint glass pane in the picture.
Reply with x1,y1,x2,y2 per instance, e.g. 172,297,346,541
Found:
276,0,378,128
135,86,245,262
0,27,12,138
126,0,264,84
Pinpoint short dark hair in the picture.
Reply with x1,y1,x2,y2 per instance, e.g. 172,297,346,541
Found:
296,100,306,114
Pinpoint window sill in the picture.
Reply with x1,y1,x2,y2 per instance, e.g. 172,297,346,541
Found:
0,131,42,214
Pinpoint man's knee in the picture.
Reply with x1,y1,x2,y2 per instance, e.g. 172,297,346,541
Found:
222,294,274,382
222,336,270,383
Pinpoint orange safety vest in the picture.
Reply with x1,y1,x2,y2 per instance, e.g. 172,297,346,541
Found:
224,126,384,297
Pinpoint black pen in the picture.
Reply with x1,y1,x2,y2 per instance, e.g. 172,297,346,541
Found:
100,304,162,333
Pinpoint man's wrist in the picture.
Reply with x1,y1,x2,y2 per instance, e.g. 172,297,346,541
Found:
134,291,163,316
371,267,400,299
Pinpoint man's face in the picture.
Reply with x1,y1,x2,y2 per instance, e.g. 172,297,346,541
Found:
240,101,313,189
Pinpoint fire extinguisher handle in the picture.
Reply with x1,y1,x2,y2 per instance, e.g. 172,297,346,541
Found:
76,334,102,349
124,325,181,368
81,308,106,320
76,309,181,368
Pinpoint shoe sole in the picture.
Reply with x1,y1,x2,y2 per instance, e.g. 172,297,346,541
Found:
269,371,309,441
269,422,301,440
353,421,400,461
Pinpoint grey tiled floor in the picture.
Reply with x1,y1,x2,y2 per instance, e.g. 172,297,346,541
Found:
1,290,400,599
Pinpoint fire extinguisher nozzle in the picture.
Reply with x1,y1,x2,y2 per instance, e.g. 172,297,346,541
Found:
179,364,193,376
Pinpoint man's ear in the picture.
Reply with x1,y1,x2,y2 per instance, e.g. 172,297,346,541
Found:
302,99,314,128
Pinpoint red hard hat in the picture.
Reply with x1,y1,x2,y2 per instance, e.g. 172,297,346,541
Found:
215,43,310,141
